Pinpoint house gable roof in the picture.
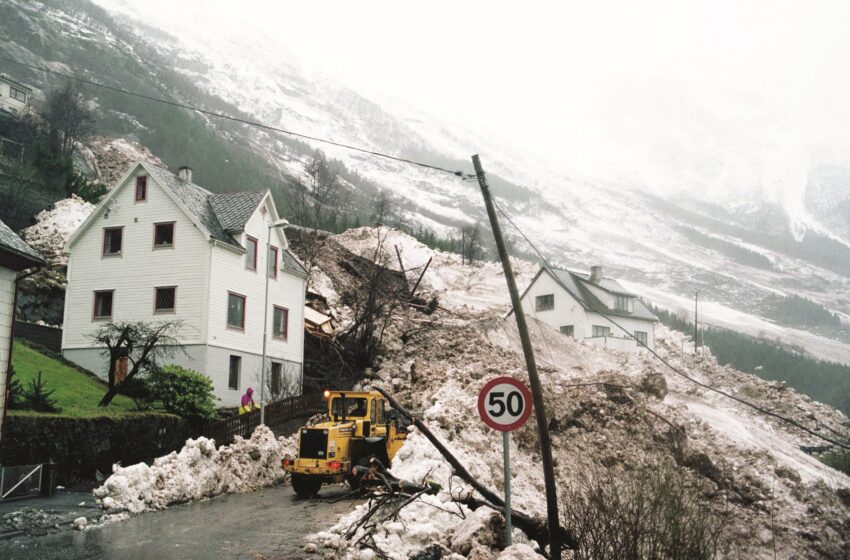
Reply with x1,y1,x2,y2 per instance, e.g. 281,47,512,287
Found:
0,218,44,270
514,265,657,322
209,191,268,232
67,161,271,252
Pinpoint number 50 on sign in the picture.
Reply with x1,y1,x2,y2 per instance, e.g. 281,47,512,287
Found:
477,376,533,432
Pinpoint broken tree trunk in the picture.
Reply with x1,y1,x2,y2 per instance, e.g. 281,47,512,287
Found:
409,256,432,299
373,386,577,552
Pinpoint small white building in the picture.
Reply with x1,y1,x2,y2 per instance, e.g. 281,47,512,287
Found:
0,74,31,116
61,161,308,407
515,265,657,352
0,219,44,452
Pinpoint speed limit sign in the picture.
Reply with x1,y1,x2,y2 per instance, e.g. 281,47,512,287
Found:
477,376,533,431
478,376,532,546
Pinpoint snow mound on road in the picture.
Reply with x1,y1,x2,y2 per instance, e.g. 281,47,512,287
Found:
93,425,295,515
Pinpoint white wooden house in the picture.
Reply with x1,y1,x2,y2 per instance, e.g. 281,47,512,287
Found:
515,265,657,352
0,74,31,117
0,219,44,451
61,161,308,407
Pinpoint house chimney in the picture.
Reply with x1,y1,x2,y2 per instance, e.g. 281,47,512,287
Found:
590,265,604,282
177,166,193,183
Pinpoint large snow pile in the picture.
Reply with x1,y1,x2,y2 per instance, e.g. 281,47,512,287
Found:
86,136,165,186
306,313,850,560
20,195,94,269
93,426,295,515
333,227,537,312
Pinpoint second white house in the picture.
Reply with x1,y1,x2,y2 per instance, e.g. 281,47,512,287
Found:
61,161,308,406
515,265,657,352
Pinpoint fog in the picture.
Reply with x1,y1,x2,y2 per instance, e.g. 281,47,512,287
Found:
96,0,850,218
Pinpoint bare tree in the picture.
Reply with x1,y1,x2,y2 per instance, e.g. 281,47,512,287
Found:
253,360,302,404
89,320,182,406
371,189,396,226
44,82,94,162
339,230,407,369
460,223,483,264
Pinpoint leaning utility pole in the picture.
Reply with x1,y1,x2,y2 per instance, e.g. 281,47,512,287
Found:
472,154,561,559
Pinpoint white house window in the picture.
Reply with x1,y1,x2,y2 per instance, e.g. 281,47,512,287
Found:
592,325,611,338
273,306,288,339
227,292,246,329
635,331,648,347
9,87,27,102
614,295,634,313
560,325,574,337
154,222,174,248
535,294,554,311
245,236,258,270
135,176,147,202
154,287,176,313
102,227,123,256
93,290,113,320
268,245,278,278
271,362,282,395
228,355,241,390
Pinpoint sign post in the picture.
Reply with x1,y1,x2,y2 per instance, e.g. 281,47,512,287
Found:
478,376,533,547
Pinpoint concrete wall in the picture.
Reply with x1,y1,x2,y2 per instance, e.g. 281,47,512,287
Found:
14,321,62,353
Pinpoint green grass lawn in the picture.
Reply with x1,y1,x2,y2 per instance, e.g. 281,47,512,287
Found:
10,342,140,417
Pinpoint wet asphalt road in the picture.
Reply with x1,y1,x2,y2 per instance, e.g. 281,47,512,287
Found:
0,484,358,560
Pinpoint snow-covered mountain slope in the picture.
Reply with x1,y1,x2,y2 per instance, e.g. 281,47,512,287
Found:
3,0,850,365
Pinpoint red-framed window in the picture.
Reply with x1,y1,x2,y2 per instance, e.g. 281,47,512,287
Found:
135,176,147,202
227,292,246,330
154,286,176,313
268,245,278,278
245,236,258,271
102,227,123,256
273,306,288,339
93,290,114,320
154,222,175,248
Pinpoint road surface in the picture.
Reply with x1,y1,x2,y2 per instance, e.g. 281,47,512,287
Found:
1,484,358,559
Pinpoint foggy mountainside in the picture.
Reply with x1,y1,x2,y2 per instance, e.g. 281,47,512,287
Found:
2,0,850,367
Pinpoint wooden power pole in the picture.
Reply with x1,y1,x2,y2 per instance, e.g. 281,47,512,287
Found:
472,154,561,559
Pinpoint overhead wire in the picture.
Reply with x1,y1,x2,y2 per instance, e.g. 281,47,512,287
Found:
488,193,850,451
0,55,475,179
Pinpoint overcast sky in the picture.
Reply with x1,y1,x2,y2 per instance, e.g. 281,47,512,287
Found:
96,0,850,215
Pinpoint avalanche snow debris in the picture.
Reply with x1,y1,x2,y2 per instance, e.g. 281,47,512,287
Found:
92,426,295,516
306,228,849,560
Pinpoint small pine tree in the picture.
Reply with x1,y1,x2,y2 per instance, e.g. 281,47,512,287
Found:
23,371,62,413
8,367,25,410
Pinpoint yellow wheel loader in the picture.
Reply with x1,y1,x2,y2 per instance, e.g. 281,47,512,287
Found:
282,390,409,498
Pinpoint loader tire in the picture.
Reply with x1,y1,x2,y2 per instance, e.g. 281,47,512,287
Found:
291,474,322,498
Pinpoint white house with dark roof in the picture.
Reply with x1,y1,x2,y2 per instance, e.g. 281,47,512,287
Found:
61,161,308,407
0,218,44,451
514,265,658,352
0,74,32,116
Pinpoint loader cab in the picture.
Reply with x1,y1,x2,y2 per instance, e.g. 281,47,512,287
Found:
327,391,387,438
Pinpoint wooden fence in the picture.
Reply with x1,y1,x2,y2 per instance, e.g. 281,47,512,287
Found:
200,392,326,446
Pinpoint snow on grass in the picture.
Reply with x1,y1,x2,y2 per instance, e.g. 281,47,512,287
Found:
92,426,295,516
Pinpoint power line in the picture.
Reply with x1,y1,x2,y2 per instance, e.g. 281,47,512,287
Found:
0,55,474,179
491,199,850,451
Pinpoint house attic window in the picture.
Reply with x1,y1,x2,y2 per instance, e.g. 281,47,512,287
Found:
102,227,123,256
135,176,147,201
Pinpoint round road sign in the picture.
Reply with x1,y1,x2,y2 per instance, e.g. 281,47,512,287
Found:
477,376,533,432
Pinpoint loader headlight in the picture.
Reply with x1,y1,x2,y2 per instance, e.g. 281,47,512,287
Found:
323,390,331,399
